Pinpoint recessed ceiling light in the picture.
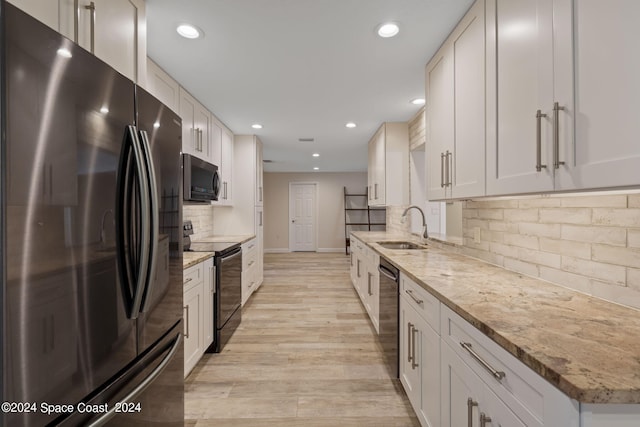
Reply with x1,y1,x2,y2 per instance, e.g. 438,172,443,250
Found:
377,22,400,38
345,122,357,128
312,153,320,157
313,167,319,171
251,124,263,129
177,24,202,39
411,98,426,105
56,48,72,58
100,106,109,114
153,121,161,128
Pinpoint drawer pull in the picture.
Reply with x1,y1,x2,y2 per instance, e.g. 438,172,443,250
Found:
461,342,505,381
407,322,413,363
405,289,423,305
480,413,492,427
184,277,193,284
467,398,478,427
248,261,255,267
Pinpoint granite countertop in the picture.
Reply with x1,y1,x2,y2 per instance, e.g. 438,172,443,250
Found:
183,251,214,269
193,234,255,245
352,231,640,404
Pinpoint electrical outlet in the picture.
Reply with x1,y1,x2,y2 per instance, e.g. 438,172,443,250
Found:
474,227,481,243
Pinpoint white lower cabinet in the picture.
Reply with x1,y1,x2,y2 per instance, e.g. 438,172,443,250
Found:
400,275,440,427
183,258,214,378
349,235,379,333
241,238,260,305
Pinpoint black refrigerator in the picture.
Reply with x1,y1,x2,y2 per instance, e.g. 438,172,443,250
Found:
1,3,184,426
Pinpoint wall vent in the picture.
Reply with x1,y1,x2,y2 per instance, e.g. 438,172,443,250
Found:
298,138,315,143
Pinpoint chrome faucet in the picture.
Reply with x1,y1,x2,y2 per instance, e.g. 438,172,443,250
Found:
402,205,429,239
100,209,114,247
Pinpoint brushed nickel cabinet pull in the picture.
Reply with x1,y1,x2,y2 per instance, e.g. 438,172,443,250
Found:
374,183,378,200
461,342,506,381
536,109,548,171
85,2,96,53
184,277,192,284
407,322,413,363
74,0,79,43
480,412,492,427
445,150,452,187
440,152,445,188
467,398,478,427
357,259,361,278
367,272,372,296
405,289,424,305
553,102,566,169
184,306,189,338
411,326,419,369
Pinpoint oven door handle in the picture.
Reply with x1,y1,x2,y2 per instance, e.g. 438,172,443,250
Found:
220,247,242,263
378,264,398,282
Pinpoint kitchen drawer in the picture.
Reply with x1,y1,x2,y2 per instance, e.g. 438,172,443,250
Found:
242,239,258,271
440,304,568,426
184,262,204,290
400,274,440,333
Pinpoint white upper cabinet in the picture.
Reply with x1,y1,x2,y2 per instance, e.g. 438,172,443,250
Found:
554,0,640,190
426,0,485,201
9,0,146,83
367,123,409,207
179,88,212,162
485,0,556,195
219,128,234,205
145,58,180,114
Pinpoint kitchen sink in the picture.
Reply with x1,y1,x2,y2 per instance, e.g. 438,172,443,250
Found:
377,241,427,250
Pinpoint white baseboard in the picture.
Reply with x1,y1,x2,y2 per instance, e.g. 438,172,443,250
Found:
317,248,346,253
264,248,290,253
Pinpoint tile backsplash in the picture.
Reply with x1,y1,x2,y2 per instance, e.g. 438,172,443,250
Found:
183,204,214,240
460,193,640,309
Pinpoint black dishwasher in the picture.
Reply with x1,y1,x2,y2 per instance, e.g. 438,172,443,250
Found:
378,257,400,378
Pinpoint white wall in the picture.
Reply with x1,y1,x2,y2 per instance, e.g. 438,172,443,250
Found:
264,172,367,252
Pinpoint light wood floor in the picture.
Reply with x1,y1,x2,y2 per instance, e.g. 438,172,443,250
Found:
184,252,419,427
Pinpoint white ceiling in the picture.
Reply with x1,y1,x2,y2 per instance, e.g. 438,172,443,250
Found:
146,0,474,172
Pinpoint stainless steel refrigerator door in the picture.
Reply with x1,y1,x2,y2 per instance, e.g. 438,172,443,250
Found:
134,86,183,353
3,5,138,425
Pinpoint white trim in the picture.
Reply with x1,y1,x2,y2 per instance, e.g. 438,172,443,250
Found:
317,248,345,253
288,182,319,252
264,248,290,253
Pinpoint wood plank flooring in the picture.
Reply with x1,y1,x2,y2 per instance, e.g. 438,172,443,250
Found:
185,252,419,426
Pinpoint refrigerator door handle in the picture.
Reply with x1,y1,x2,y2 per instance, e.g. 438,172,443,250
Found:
116,125,151,320
137,130,159,313
86,332,182,427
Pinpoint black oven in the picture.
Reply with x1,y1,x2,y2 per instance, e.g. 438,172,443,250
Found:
183,153,220,201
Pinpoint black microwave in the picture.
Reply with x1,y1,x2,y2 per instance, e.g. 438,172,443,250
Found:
183,154,220,202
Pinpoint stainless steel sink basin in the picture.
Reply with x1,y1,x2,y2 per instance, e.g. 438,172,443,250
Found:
377,241,427,250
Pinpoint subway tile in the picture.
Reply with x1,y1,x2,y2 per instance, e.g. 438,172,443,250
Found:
477,209,505,220
629,194,640,208
466,199,519,209
561,256,626,285
518,223,561,239
489,242,517,258
539,238,591,259
561,225,627,247
629,230,640,249
503,208,539,222
503,233,539,250
538,266,592,295
480,229,504,243
463,208,479,219
464,238,490,252
540,208,592,225
517,197,562,208
592,208,640,228
628,268,640,292
517,248,561,269
591,278,640,309
592,244,640,269
466,218,490,230
560,195,628,208
489,221,507,232
503,257,539,277
462,247,504,267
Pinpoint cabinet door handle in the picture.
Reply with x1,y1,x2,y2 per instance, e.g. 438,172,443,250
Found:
259,211,263,226
210,266,216,293
73,0,79,43
411,326,419,369
553,102,566,169
374,183,378,200
467,398,478,427
183,305,190,338
357,259,361,278
480,413,492,427
85,2,96,53
440,152,445,188
535,109,548,172
367,272,372,296
461,342,506,381
184,277,192,284
445,150,452,187
407,322,413,363
405,289,424,305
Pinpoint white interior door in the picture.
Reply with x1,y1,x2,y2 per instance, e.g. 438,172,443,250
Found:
289,183,317,252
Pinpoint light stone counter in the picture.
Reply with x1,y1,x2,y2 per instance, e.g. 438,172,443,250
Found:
352,230,640,404
193,235,255,245
182,251,214,269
